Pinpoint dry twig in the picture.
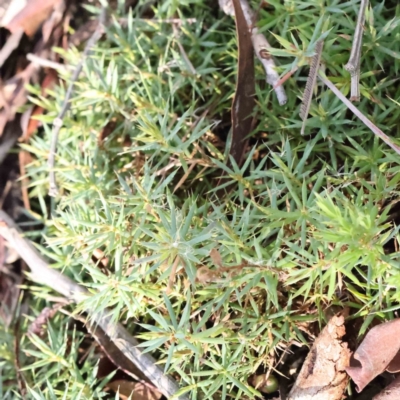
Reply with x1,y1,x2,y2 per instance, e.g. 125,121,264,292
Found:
219,0,287,105
344,0,368,101
0,210,188,400
47,6,106,196
26,53,69,72
318,71,400,156
300,40,324,135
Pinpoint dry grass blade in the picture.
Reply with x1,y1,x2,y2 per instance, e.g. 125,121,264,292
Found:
319,71,400,155
166,256,180,294
230,0,255,166
300,40,324,135
345,0,368,101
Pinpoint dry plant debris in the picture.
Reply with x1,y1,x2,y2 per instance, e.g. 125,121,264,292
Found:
288,315,351,400
344,0,368,101
346,319,400,395
299,40,324,136
219,0,287,105
0,0,400,399
229,0,255,166
0,210,189,400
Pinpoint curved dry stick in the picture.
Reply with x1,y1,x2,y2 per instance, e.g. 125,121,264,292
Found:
0,210,188,400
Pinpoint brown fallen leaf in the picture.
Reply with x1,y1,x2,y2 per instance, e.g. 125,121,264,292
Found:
373,376,400,400
5,0,62,37
288,314,351,400
346,318,400,392
229,0,255,166
106,380,161,400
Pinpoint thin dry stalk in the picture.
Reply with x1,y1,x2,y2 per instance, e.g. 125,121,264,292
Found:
172,24,197,75
27,53,69,72
166,256,180,294
47,7,106,196
219,0,287,105
300,40,324,135
319,71,400,156
344,0,368,101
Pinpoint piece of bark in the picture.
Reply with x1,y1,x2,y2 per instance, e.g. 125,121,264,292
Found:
372,376,400,400
346,318,400,392
287,315,351,400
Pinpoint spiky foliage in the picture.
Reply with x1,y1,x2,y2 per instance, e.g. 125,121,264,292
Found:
2,0,400,399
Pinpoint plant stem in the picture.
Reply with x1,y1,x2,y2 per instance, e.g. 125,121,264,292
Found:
344,0,368,101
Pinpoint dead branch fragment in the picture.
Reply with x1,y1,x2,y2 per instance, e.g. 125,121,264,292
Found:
318,71,400,156
219,0,287,105
300,40,324,135
344,0,368,101
0,210,188,400
287,315,351,400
